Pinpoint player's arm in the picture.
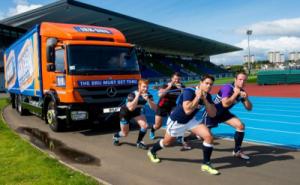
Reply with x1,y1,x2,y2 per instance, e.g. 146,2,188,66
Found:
127,92,140,111
145,94,157,111
202,94,216,117
221,87,240,108
240,91,252,111
183,89,201,115
158,82,173,97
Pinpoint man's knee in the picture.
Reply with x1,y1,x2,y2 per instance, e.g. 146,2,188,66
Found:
202,134,213,143
163,139,173,146
141,124,148,130
236,122,245,131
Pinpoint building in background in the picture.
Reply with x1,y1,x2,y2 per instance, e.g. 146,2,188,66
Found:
268,51,285,63
289,52,300,62
243,55,255,63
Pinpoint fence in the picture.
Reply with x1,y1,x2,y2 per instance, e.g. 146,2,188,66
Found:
257,69,300,85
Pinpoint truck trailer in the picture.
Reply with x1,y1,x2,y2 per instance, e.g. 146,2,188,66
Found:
4,22,141,131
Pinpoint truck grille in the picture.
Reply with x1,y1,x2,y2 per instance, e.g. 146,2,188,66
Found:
75,85,137,104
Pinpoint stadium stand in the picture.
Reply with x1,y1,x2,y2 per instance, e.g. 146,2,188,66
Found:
138,61,164,78
140,54,232,81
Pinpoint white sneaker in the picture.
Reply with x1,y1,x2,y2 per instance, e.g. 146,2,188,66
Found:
233,150,250,160
181,142,192,151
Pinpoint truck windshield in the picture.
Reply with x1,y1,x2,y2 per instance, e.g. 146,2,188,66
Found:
67,45,140,75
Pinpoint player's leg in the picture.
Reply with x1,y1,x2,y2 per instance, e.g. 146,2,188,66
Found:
191,124,219,175
134,115,149,150
224,115,249,160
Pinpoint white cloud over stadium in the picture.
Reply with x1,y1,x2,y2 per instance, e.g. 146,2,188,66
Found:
7,0,42,17
211,17,300,65
236,17,300,37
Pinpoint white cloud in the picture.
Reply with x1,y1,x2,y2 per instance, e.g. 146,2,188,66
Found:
7,0,42,17
236,17,300,37
211,36,300,65
213,17,300,65
238,36,300,52
211,51,244,65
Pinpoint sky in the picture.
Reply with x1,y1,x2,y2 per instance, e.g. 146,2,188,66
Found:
1,0,300,65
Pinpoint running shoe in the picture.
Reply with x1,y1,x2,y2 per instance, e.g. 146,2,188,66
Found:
147,150,161,163
136,141,148,150
233,150,250,160
112,136,120,146
149,131,155,140
181,142,192,151
201,163,220,175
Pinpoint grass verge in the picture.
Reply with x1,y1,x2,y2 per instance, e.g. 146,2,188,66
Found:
0,98,99,185
184,75,257,86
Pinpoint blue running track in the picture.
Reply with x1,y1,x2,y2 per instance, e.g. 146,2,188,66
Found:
146,87,300,150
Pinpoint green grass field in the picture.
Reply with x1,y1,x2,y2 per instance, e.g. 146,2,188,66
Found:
184,75,257,86
0,98,99,185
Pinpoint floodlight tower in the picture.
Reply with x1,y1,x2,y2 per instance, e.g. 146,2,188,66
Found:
246,29,252,74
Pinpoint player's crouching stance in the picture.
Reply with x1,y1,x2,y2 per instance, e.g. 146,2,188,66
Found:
147,74,220,175
113,79,157,150
203,71,252,160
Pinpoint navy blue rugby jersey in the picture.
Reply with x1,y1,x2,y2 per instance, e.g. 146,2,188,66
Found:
126,90,153,107
170,87,213,124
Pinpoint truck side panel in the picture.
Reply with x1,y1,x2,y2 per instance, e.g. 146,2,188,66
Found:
4,25,42,97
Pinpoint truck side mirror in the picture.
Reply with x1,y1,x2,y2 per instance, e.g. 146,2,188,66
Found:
135,46,145,61
46,38,58,63
47,63,56,72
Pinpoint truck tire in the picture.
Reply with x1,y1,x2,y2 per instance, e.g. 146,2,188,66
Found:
16,95,26,115
46,100,64,132
11,94,16,109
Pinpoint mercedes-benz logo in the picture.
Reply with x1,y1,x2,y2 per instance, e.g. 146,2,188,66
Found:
106,86,117,97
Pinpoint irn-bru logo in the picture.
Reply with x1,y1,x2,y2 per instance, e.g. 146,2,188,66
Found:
18,39,34,92
74,26,112,34
5,50,17,89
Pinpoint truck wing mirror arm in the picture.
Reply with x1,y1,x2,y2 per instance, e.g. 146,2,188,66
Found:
47,63,56,72
46,38,58,63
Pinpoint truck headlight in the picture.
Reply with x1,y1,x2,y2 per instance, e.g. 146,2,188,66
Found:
71,111,88,121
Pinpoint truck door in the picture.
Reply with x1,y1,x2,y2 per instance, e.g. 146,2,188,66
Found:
54,48,66,89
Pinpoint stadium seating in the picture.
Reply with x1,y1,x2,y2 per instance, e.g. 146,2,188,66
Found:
138,62,164,78
139,55,231,80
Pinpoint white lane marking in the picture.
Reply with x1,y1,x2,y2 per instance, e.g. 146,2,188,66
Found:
235,104,299,109
247,126,300,135
232,108,300,113
240,117,300,125
219,124,300,135
218,136,300,150
234,111,300,118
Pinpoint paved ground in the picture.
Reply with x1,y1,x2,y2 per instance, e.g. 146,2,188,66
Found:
3,105,300,185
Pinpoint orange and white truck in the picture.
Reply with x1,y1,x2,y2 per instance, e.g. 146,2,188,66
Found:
4,22,141,131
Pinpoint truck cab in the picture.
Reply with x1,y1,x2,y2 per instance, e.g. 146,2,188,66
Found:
4,22,141,131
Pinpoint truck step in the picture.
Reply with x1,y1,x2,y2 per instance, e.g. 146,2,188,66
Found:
57,105,68,109
57,115,67,119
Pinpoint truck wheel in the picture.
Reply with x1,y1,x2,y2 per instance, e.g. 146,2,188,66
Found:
11,94,16,109
46,100,64,132
16,95,26,115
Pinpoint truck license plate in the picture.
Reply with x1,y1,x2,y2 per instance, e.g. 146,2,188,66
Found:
103,107,121,113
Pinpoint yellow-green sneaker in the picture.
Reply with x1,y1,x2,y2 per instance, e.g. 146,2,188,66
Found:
147,150,160,163
201,163,220,175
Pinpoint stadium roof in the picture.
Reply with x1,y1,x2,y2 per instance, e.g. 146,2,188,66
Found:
0,0,241,57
